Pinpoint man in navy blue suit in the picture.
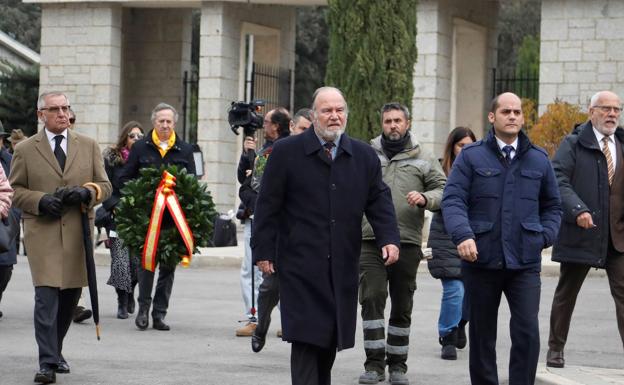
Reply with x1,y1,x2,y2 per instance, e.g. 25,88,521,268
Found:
442,92,562,385
251,87,400,385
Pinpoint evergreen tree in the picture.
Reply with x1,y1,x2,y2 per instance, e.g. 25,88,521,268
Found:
0,0,41,52
325,0,417,140
0,61,39,136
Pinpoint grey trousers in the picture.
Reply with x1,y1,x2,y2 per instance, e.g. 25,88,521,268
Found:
34,286,81,369
137,264,176,320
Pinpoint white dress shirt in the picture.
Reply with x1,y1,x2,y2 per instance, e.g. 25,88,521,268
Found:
45,128,68,155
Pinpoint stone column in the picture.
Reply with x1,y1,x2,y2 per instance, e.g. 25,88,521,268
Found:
39,3,122,145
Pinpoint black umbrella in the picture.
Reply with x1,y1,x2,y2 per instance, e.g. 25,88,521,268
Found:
81,208,100,340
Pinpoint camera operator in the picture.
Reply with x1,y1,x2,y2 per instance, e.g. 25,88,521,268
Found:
236,107,291,337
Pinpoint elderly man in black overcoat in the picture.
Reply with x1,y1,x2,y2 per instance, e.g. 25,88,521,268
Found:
251,86,400,385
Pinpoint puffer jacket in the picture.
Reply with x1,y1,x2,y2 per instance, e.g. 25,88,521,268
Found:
427,211,461,279
442,129,562,270
362,133,446,246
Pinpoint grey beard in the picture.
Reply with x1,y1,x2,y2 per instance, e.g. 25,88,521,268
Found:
315,127,345,142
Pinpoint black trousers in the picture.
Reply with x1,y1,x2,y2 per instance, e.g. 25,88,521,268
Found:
256,271,280,336
137,264,175,320
34,286,82,369
291,341,337,385
0,264,12,304
463,267,541,385
549,239,624,351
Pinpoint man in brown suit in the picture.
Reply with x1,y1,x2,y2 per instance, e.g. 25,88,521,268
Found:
9,91,111,384
547,90,624,368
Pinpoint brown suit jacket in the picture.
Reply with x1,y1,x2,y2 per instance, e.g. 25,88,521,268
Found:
9,129,111,288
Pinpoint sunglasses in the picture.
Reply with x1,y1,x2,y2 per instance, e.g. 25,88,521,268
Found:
69,118,76,124
128,133,144,140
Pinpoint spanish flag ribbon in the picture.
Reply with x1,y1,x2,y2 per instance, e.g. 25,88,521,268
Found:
142,170,195,272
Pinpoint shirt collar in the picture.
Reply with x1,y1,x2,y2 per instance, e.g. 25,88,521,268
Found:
316,133,342,149
44,128,68,142
495,136,518,152
592,126,613,144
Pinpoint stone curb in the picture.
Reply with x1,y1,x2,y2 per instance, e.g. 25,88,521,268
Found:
535,365,624,385
93,245,607,278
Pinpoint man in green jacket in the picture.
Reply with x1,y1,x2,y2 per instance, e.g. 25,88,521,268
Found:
358,102,446,385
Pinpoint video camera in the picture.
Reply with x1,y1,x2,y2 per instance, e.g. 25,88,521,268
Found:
228,100,265,137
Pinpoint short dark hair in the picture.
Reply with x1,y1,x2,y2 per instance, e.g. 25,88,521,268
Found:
270,107,292,138
381,102,410,121
293,108,313,124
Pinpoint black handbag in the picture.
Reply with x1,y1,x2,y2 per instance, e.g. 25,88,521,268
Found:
0,210,19,253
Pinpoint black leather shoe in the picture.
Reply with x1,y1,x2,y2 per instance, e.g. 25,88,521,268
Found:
546,349,564,368
34,368,56,384
117,305,129,319
152,318,170,331
72,306,92,323
127,293,136,314
55,360,70,374
135,307,149,330
251,331,266,353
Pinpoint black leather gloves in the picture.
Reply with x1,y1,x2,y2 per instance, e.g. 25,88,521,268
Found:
58,186,91,206
39,194,63,218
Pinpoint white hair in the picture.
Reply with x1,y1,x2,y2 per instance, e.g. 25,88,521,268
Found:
37,91,69,110
151,102,179,124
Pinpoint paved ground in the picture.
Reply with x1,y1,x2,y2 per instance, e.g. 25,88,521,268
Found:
1,252,623,385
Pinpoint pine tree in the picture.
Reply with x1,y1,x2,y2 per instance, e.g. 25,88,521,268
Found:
0,61,39,136
325,0,417,140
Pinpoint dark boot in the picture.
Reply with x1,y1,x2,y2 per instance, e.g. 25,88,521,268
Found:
135,305,149,330
440,328,458,360
127,287,136,314
456,319,467,349
116,289,129,319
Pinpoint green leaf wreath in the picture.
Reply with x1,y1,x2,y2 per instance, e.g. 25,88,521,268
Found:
115,165,217,269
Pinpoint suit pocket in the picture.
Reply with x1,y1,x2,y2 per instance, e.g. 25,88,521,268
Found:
519,169,543,200
470,220,494,263
520,221,544,263
473,168,501,198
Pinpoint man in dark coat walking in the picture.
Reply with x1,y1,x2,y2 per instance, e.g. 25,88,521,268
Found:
251,87,400,385
546,90,624,368
120,102,196,332
442,92,562,385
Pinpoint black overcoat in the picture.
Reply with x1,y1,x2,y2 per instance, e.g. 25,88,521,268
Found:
551,121,624,267
251,127,400,351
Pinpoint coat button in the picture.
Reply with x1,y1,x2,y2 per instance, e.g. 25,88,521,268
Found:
331,219,336,226
327,254,331,259
331,183,336,190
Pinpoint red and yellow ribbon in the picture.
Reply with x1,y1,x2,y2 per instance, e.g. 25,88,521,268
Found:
142,171,194,272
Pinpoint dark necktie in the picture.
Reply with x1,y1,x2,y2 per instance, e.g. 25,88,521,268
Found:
502,145,514,165
323,141,335,161
54,135,66,171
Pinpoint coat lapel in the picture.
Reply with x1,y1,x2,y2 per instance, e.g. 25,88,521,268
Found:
34,130,63,176
65,130,79,172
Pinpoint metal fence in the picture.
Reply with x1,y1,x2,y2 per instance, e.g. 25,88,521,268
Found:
491,68,539,102
246,62,292,112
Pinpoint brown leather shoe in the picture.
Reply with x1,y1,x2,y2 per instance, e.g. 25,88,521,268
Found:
546,349,564,368
236,322,256,337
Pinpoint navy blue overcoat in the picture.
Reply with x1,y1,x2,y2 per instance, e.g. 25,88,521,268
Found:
251,127,400,350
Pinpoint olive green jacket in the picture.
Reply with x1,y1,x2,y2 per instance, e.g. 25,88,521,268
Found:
362,133,446,246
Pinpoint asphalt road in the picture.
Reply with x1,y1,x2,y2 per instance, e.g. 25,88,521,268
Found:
0,256,622,385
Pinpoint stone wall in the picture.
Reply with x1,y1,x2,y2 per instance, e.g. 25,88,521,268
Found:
540,0,624,112
38,3,122,144
198,3,296,212
412,0,498,156
120,8,193,135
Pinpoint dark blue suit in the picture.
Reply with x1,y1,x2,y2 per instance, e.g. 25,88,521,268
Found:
251,127,399,384
442,129,561,385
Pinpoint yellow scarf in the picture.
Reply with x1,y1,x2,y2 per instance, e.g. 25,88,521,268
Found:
152,130,176,158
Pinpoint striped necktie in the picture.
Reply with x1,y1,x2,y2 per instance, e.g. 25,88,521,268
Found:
323,141,335,160
602,136,615,186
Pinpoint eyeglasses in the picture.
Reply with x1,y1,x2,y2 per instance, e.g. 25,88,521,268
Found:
40,105,71,114
128,133,144,140
593,105,622,114
69,118,76,124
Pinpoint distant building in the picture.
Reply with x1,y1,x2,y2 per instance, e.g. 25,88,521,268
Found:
0,29,40,70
